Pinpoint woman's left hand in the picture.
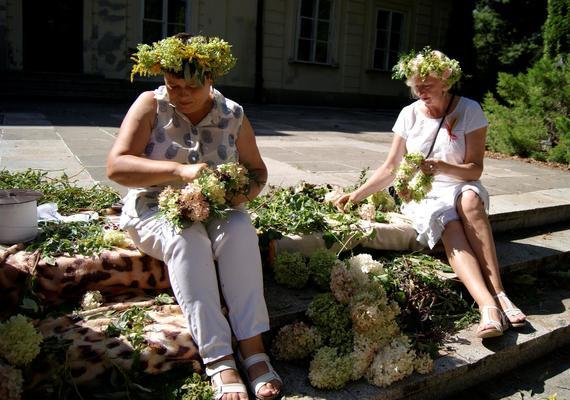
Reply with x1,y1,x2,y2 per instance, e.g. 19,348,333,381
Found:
421,159,440,175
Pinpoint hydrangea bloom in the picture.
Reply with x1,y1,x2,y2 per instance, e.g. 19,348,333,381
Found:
414,352,434,374
103,229,129,248
0,362,23,400
366,335,417,387
308,347,352,389
179,184,210,221
366,190,396,212
346,253,385,287
349,334,379,380
358,203,377,221
323,186,344,204
273,251,309,289
81,290,104,310
271,322,322,360
330,262,355,304
308,248,340,290
0,314,43,366
307,293,353,353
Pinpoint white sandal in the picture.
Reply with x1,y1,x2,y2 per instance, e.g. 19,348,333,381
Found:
494,291,527,327
205,358,249,400
239,353,282,400
477,305,507,339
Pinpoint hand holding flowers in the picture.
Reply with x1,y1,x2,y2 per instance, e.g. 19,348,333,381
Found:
158,162,252,230
393,153,434,203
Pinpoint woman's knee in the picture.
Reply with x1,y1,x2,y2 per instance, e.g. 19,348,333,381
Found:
457,190,485,218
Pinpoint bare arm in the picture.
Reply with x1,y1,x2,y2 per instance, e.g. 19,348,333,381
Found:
229,114,268,205
106,91,207,187
421,126,487,181
336,134,407,208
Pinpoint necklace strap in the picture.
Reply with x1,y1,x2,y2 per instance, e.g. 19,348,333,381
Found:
426,93,455,159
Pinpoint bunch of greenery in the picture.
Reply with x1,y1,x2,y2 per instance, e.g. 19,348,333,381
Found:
0,169,120,214
380,253,477,354
27,221,120,264
249,183,384,248
484,55,569,163
105,306,153,353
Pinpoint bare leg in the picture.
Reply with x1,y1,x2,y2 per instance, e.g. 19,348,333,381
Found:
457,191,526,324
441,220,504,333
239,335,282,399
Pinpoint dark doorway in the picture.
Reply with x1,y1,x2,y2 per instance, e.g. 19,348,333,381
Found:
23,0,83,72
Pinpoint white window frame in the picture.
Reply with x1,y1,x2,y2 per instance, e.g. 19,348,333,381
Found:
372,8,404,71
141,0,191,41
294,0,335,65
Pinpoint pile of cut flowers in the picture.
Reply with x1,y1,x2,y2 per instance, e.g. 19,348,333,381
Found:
270,249,476,390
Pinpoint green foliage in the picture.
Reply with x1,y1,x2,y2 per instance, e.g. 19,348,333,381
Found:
249,183,371,249
472,0,547,95
484,56,570,162
105,306,153,353
0,169,120,214
178,373,214,400
380,253,476,352
27,221,117,264
543,0,570,58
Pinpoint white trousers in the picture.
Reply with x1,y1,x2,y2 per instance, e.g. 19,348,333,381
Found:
123,208,270,364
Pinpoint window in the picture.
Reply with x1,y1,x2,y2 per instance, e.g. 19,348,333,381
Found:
143,0,189,44
295,0,334,64
373,9,404,70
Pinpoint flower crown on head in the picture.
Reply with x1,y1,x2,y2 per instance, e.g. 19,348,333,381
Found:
392,46,462,87
130,35,237,84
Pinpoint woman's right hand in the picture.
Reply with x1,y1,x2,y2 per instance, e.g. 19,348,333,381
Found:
175,162,209,182
335,193,358,212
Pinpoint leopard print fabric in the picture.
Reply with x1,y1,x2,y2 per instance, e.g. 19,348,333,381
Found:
0,246,169,305
29,297,201,388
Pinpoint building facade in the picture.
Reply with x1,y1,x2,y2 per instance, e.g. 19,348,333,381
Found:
0,0,455,106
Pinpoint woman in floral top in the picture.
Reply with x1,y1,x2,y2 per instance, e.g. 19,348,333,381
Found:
107,33,281,400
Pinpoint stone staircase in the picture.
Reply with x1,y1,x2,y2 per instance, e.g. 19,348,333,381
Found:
264,189,570,399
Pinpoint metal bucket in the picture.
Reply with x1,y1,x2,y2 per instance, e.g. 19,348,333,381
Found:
0,189,43,244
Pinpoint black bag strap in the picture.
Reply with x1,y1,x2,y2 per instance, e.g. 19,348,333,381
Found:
425,93,455,159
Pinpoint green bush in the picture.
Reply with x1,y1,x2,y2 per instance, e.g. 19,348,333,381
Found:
484,56,570,163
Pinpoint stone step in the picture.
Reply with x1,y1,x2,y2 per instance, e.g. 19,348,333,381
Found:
489,188,570,234
263,223,570,399
273,287,570,400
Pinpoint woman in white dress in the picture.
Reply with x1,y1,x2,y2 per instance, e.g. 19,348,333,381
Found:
335,48,526,339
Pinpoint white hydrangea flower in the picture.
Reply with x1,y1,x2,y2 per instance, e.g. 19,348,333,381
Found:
0,362,23,400
81,290,104,310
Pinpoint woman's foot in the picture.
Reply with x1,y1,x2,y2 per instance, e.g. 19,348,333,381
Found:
494,291,527,327
239,352,282,400
477,305,507,339
205,357,249,400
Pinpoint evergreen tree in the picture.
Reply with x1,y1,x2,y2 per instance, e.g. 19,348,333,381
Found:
543,0,570,58
472,0,547,94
